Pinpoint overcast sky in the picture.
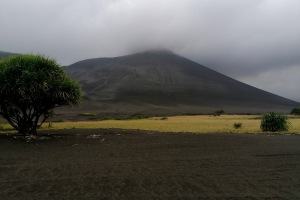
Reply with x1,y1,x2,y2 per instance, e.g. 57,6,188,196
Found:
1,0,299,102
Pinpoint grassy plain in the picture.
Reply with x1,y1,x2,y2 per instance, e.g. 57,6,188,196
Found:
1,115,299,134
39,115,300,134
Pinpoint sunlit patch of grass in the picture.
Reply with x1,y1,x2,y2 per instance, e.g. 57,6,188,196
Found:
41,115,266,133
288,116,300,133
0,123,16,132
2,115,300,134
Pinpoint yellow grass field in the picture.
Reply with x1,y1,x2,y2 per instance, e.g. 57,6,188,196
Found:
40,115,300,134
1,115,299,134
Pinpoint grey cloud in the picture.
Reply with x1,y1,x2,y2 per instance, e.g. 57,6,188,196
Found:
1,0,299,101
240,65,300,102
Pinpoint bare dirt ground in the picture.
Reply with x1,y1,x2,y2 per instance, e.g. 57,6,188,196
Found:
0,129,299,199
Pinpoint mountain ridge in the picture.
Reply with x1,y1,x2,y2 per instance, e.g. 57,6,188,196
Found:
2,49,297,116
0,51,18,59
64,50,299,115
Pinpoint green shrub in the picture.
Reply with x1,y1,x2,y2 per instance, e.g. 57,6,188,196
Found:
79,113,97,116
214,110,224,116
290,107,300,115
51,119,64,122
127,115,150,120
233,122,242,129
101,117,115,121
48,122,53,129
260,112,289,132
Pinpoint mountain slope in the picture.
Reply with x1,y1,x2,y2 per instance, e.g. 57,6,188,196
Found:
65,50,299,115
0,51,18,59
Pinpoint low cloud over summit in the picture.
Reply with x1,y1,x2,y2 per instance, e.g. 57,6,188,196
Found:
1,0,299,101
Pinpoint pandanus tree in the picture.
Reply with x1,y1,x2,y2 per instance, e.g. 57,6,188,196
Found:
0,55,81,135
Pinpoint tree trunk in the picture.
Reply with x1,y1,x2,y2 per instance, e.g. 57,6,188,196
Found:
18,120,38,136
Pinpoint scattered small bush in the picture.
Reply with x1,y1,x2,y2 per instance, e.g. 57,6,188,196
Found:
214,110,224,116
260,112,289,132
101,117,116,121
290,107,300,115
51,119,64,122
233,122,242,129
79,113,97,116
127,115,150,120
48,122,53,129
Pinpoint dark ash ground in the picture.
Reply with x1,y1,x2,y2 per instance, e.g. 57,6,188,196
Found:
1,129,299,199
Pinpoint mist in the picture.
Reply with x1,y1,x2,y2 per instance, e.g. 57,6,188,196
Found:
1,0,299,101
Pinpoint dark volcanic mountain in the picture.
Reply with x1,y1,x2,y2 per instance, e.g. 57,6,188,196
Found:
65,50,298,115
0,51,17,59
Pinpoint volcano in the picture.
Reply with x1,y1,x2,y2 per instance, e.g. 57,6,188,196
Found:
64,50,298,116
0,51,17,59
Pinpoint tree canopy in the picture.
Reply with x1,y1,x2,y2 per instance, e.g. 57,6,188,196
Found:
290,107,300,115
0,54,81,135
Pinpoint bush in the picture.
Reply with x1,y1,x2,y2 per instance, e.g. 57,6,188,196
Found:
127,115,150,120
214,110,224,116
47,122,53,129
260,112,289,132
79,113,97,116
233,122,242,129
290,107,300,115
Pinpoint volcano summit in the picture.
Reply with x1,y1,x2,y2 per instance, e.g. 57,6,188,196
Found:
64,50,298,116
